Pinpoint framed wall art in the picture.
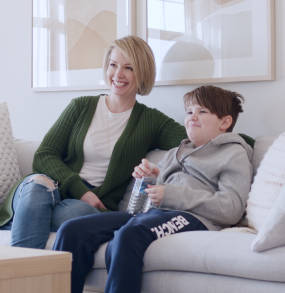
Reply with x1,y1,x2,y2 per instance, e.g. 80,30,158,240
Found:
32,0,275,91
137,0,275,86
32,0,135,91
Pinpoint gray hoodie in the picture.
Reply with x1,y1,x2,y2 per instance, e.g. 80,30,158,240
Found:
157,133,253,231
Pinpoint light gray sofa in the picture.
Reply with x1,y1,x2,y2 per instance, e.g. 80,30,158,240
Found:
1,136,285,293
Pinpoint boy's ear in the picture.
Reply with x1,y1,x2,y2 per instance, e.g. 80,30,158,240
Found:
220,115,233,132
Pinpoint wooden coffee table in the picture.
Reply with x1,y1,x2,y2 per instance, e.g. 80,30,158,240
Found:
0,245,72,293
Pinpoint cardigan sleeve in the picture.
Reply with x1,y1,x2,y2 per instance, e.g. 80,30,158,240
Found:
32,97,91,199
150,108,187,150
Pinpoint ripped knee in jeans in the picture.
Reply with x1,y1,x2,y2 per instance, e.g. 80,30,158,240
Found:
29,174,57,192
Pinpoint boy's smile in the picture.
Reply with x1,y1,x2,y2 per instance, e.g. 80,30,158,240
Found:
184,102,232,147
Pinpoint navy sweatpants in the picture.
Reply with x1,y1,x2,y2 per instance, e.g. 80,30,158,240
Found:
53,208,207,293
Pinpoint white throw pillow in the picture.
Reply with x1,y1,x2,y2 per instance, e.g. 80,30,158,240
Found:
251,185,285,252
246,132,285,232
0,102,21,204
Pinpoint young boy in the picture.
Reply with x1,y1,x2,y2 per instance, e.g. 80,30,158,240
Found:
53,85,253,293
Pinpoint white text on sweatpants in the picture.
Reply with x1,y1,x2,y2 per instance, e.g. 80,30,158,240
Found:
150,215,190,238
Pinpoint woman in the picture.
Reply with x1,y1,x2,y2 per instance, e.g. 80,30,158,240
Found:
0,35,186,248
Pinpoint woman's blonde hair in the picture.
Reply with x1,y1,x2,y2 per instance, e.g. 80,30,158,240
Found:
103,35,156,96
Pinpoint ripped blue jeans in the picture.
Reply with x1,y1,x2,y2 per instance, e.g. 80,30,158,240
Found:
5,174,100,249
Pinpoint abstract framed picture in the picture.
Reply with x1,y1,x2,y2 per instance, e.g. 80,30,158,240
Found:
138,0,275,86
32,0,135,91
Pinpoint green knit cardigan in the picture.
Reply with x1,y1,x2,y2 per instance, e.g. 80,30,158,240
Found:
0,96,187,226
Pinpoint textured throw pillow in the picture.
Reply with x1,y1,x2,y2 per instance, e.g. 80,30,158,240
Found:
0,102,21,204
251,185,285,252
246,132,285,240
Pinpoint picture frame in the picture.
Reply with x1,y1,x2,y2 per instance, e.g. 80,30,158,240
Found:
32,0,275,91
138,0,275,86
32,0,135,91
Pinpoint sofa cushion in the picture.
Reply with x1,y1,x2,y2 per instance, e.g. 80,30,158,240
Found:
246,133,285,232
0,102,21,205
90,231,285,283
144,231,285,282
251,185,285,252
14,139,40,177
0,230,57,249
251,135,275,175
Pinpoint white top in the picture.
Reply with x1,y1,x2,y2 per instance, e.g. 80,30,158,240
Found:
79,95,132,186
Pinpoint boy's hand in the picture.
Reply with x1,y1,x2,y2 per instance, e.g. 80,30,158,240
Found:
132,158,160,178
145,185,165,206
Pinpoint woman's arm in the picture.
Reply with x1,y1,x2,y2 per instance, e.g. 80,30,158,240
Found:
149,108,187,150
32,97,94,199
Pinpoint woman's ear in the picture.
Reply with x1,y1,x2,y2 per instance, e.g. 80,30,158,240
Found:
220,115,233,132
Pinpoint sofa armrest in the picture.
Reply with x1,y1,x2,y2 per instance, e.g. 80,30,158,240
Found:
14,139,40,177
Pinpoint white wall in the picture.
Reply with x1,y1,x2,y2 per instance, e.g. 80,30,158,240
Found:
0,0,284,141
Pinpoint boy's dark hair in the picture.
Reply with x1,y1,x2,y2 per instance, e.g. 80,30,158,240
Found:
183,85,244,132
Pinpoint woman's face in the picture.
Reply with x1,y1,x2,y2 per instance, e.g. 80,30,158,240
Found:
106,47,137,99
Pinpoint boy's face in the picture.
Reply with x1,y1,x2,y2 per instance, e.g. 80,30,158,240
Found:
184,102,232,147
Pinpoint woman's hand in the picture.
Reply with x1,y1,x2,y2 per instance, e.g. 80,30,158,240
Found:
132,158,160,178
81,191,107,211
145,185,165,206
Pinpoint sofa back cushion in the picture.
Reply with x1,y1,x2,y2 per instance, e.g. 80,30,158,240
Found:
251,135,276,175
14,140,40,177
0,103,21,204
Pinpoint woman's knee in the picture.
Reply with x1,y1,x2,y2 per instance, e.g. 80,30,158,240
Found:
18,174,57,199
13,174,59,213
28,174,57,191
